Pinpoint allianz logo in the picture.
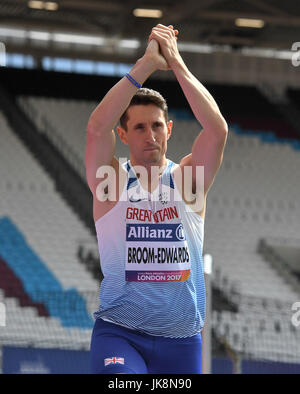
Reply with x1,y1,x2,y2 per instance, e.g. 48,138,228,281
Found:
127,224,185,241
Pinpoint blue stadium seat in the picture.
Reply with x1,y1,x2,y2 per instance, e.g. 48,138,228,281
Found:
0,216,93,329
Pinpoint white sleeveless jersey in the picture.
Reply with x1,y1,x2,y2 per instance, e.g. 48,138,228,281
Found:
94,159,206,338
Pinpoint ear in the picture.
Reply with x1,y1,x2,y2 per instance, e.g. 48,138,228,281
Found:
116,126,129,145
166,120,173,140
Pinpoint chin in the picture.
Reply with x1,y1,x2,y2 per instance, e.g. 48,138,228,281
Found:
142,157,159,166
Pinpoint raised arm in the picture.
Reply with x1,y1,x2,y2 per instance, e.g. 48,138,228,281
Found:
85,39,170,194
149,25,228,198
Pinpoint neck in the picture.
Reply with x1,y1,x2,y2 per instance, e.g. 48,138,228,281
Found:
129,157,167,176
129,157,168,193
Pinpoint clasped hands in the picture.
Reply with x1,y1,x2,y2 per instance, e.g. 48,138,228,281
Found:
145,24,180,71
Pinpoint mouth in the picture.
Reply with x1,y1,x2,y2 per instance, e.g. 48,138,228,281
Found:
144,146,159,151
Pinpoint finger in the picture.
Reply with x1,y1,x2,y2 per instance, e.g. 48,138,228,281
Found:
155,25,179,39
151,28,174,39
166,25,178,31
156,23,171,30
155,24,176,35
151,29,171,38
149,30,171,44
169,26,179,36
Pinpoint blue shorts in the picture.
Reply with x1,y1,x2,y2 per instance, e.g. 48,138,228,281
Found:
90,318,202,374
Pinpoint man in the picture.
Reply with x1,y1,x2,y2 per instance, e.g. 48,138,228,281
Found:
86,24,228,374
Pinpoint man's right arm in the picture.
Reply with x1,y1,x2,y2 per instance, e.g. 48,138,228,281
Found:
85,40,167,195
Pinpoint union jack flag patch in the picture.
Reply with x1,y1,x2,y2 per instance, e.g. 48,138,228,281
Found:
104,357,124,366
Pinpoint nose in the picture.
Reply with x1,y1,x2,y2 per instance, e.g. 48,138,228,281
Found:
145,126,156,143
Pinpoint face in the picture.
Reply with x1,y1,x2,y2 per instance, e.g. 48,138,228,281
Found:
117,104,173,166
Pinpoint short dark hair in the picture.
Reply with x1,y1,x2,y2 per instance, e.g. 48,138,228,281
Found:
119,88,168,130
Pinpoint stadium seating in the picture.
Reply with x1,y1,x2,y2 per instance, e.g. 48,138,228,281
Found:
0,111,98,349
17,96,300,295
2,90,300,365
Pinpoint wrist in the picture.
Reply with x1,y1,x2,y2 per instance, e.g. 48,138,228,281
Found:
124,56,155,90
168,55,185,71
133,55,157,79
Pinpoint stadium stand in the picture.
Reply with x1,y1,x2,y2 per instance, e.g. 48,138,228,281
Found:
1,67,300,373
15,93,300,363
0,110,98,351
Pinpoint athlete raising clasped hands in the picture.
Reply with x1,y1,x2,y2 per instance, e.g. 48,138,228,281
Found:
87,24,228,374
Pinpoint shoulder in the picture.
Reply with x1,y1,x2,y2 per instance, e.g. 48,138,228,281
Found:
92,157,128,222
171,161,207,220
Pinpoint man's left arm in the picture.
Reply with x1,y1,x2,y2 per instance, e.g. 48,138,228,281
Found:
171,58,228,196
149,25,228,196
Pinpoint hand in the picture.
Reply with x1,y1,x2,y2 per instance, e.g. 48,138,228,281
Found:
148,24,180,69
144,38,170,71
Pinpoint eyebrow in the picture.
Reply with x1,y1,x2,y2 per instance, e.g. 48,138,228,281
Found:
134,122,145,129
133,121,164,129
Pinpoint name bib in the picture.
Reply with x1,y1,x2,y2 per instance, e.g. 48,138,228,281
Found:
125,223,191,282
